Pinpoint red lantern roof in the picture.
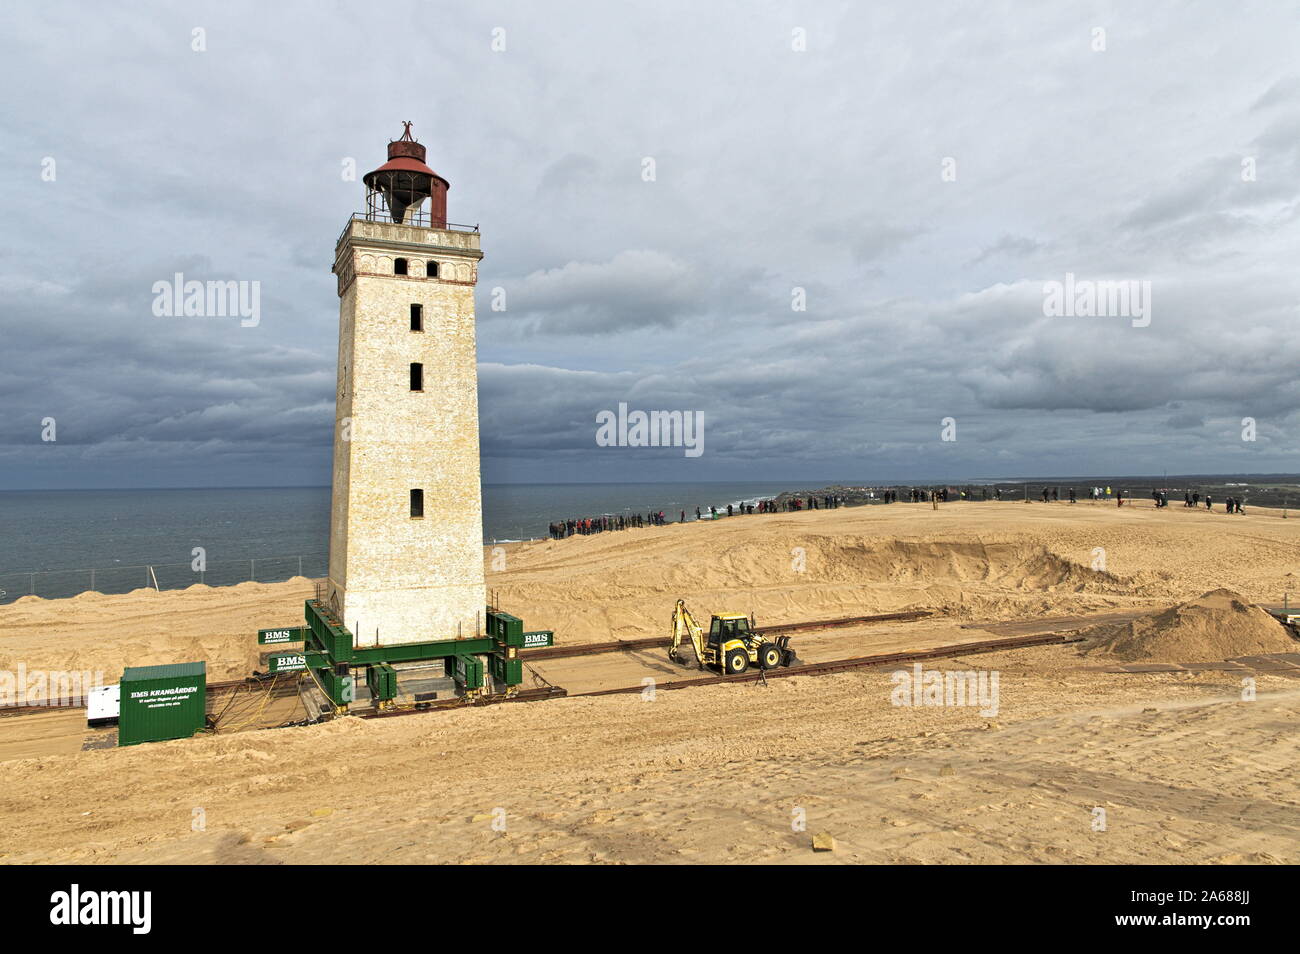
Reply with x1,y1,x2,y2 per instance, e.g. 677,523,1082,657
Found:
363,122,449,189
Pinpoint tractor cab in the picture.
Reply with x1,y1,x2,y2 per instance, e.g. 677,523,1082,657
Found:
708,614,752,648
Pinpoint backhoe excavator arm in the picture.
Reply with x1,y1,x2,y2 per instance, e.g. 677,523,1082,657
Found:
669,599,706,669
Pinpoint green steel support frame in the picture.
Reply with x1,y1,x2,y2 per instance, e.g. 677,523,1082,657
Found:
286,600,552,711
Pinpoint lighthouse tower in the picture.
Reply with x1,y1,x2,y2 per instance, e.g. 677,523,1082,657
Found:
326,124,485,647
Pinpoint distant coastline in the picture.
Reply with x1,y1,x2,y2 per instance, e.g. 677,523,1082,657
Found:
6,471,1300,494
3,476,1298,606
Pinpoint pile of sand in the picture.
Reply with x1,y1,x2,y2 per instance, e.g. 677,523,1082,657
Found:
500,532,1130,644
1083,588,1296,662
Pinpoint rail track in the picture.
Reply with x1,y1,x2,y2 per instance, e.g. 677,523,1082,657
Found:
0,610,932,714
523,609,931,661
348,630,1072,719
0,611,1070,725
360,685,567,719
575,632,1076,696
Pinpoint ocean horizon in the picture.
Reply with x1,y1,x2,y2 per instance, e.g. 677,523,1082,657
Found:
0,482,793,601
4,474,1298,603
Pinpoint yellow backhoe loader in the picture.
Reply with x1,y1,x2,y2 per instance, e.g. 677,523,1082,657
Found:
668,599,799,675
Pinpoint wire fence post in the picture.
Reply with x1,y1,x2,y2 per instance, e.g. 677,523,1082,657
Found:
3,552,329,606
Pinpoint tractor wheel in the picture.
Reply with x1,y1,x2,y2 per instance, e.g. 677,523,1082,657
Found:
724,648,749,675
758,643,782,670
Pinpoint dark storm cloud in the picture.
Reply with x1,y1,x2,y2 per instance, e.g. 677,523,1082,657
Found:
487,249,707,334
3,1,1300,488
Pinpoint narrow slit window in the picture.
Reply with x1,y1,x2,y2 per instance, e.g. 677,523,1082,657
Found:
410,362,423,391
427,260,439,278
410,303,423,331
394,257,408,275
410,489,424,518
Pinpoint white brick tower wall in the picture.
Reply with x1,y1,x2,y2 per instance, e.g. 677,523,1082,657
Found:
327,218,486,647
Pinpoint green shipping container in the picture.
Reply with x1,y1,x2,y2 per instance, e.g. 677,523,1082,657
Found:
118,661,207,747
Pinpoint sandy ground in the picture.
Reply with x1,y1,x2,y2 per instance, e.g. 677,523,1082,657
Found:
6,498,1299,683
1,499,1298,864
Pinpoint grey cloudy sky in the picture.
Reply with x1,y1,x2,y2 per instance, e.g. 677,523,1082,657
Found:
2,1,1299,489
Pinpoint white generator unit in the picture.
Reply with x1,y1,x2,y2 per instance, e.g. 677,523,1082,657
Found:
87,684,119,727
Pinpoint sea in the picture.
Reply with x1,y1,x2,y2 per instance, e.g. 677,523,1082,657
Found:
4,475,1297,604
0,482,789,603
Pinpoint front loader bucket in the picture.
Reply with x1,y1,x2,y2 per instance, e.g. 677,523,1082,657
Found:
777,635,802,668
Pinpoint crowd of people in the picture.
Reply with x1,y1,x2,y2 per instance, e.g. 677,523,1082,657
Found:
769,495,845,511
545,483,1253,539
546,494,849,539
1037,486,1248,513
1167,490,1243,512
548,511,669,538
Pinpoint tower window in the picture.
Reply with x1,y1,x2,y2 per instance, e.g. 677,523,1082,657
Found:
410,303,423,331
394,258,408,275
410,362,423,391
427,261,439,278
410,489,424,518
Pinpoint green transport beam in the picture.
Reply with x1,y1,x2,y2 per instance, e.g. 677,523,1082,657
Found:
284,600,545,710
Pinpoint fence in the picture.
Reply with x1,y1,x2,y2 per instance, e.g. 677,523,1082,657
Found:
0,553,329,605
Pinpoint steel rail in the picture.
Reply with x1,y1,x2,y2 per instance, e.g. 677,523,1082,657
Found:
523,610,932,661
574,632,1075,696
